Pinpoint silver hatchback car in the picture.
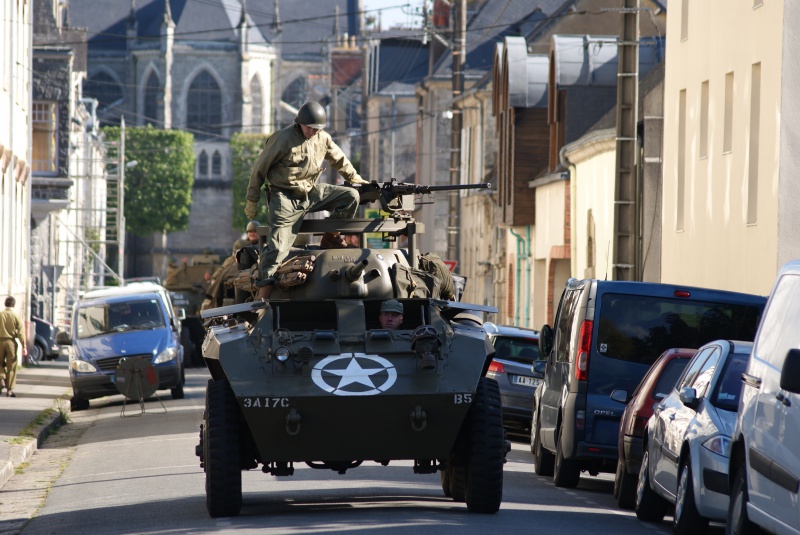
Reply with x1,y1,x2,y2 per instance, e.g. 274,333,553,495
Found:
484,322,542,435
636,339,752,534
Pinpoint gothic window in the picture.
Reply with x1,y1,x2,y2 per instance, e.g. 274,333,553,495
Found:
282,76,306,112
84,71,123,112
32,101,58,175
250,76,262,133
143,71,160,126
211,150,222,176
187,70,222,139
198,150,208,177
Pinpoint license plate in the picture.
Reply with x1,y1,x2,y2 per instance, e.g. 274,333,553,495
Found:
512,375,541,388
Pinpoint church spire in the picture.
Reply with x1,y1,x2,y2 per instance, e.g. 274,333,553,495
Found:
271,0,282,34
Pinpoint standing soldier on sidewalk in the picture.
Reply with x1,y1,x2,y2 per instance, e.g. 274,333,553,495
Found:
244,101,368,301
0,296,27,397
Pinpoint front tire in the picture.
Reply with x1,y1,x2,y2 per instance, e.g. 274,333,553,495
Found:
464,377,505,513
635,450,668,522
727,463,758,535
615,458,637,510
532,413,554,476
205,379,242,517
674,459,709,535
440,467,452,497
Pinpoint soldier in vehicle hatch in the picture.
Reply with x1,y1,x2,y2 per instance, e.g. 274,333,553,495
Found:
243,101,368,302
379,300,404,330
245,220,260,246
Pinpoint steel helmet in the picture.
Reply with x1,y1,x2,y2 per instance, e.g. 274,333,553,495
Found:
246,220,260,232
296,101,327,130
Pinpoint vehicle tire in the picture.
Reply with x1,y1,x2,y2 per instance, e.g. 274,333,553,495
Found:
635,450,668,522
674,459,709,535
615,458,637,510
440,467,452,498
70,395,89,411
532,414,554,477
450,465,467,502
727,463,758,535
464,377,504,513
28,343,42,366
205,379,242,517
553,430,581,488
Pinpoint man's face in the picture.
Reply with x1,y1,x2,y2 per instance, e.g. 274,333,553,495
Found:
379,312,403,330
300,124,321,139
247,230,258,244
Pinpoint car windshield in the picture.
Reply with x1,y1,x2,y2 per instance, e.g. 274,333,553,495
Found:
76,299,165,339
596,294,761,365
492,336,540,363
711,353,750,411
651,358,691,400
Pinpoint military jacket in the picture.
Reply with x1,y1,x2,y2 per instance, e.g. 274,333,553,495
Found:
246,123,361,202
0,307,24,342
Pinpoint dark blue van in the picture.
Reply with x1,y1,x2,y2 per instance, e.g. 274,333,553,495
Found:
531,278,766,488
60,282,185,410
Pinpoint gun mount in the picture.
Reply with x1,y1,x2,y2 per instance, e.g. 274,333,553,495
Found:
357,178,490,215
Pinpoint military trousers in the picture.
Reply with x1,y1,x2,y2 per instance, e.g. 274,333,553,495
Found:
0,339,18,390
260,182,359,280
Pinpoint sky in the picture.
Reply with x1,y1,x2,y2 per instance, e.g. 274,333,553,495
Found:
363,0,426,29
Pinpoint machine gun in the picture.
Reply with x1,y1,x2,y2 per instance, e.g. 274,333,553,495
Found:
357,178,490,215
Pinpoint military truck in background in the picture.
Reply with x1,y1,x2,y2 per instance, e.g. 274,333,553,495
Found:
165,253,220,366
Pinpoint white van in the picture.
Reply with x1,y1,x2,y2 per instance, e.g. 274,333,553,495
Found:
727,260,800,535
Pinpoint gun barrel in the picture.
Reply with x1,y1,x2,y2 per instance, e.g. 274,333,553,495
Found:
403,183,490,193
345,259,369,282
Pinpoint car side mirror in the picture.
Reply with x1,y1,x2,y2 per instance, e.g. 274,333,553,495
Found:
539,324,554,357
780,348,800,394
679,386,698,409
610,388,629,404
56,331,72,346
530,360,546,378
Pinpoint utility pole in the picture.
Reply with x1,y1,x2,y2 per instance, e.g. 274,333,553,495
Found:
446,0,466,264
612,0,640,281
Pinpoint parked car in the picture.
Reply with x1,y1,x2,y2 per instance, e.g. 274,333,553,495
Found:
613,347,695,509
30,316,62,362
636,340,751,534
532,278,766,489
483,322,542,435
58,282,185,410
727,260,800,535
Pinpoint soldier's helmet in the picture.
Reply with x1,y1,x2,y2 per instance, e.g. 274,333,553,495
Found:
232,238,250,255
296,101,327,130
246,220,260,233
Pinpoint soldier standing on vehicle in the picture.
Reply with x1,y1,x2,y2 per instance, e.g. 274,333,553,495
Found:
379,300,404,330
244,101,368,301
0,296,27,397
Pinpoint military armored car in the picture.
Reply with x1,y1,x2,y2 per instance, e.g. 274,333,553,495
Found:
196,181,505,516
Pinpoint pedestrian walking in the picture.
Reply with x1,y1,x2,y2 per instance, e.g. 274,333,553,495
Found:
0,296,27,397
244,101,368,301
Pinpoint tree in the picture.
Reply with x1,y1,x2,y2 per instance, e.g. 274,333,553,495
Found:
103,126,195,236
230,132,269,230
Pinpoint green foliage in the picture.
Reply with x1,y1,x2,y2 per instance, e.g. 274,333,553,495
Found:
103,126,195,236
230,132,270,231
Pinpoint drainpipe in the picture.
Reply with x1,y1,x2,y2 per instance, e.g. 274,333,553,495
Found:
526,225,532,327
509,228,524,327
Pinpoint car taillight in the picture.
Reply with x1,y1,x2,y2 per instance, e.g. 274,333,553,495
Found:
628,416,648,438
576,320,592,382
488,360,505,374
576,409,586,430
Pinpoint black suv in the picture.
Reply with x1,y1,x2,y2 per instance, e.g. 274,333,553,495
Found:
531,278,766,488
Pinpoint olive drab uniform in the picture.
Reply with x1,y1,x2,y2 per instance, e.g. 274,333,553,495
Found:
245,123,365,283
0,305,25,393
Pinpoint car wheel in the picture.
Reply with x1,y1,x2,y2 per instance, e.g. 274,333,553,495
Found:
532,413,554,477
449,465,467,502
440,466,452,497
205,379,242,517
553,430,581,488
635,450,668,522
464,377,504,513
674,458,709,535
70,395,89,411
28,343,42,366
615,458,637,510
727,463,758,535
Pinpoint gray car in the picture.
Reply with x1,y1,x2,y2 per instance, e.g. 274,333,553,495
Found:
484,322,542,435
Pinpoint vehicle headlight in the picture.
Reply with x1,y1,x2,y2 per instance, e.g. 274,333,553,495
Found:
70,359,98,373
701,435,731,456
154,345,179,364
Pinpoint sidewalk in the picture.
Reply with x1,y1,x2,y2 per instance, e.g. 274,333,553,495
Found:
0,359,72,490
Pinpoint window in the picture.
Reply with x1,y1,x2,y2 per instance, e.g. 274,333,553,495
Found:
143,71,160,126
32,101,58,174
700,80,709,159
690,346,721,398
554,289,581,363
747,63,761,225
198,150,208,176
680,0,689,41
712,353,749,411
84,71,122,111
677,89,686,231
250,76,262,133
282,76,306,112
724,71,734,153
211,150,222,176
187,70,222,139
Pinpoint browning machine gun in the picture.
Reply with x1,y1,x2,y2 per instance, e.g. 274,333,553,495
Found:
357,178,490,215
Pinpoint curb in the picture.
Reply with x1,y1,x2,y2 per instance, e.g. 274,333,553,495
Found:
0,401,71,490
